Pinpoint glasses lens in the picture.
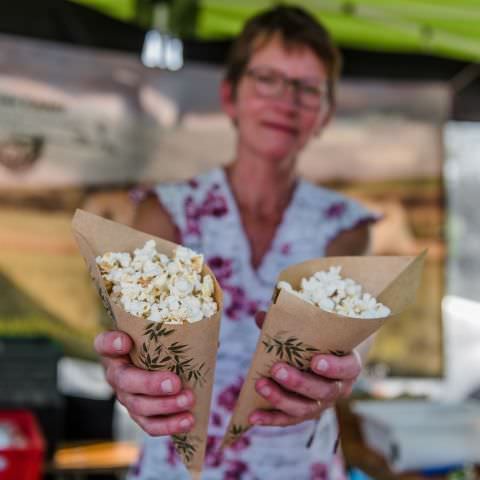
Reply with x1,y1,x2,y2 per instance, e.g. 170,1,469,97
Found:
249,68,283,98
298,83,328,109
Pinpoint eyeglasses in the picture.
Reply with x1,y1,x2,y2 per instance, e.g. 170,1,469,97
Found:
245,66,329,110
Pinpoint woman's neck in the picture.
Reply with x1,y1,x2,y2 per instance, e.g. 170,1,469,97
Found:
225,150,297,220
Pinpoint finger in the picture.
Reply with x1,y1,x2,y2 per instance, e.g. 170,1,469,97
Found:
107,363,182,396
255,378,320,418
131,412,195,437
249,409,306,427
117,389,195,417
270,363,344,402
254,311,266,329
310,352,362,381
94,331,133,357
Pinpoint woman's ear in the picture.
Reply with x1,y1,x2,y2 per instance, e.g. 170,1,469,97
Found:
220,80,237,122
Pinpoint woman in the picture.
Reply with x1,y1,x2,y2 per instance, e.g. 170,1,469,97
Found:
95,6,376,479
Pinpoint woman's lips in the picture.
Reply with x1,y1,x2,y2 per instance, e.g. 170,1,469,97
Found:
261,121,299,136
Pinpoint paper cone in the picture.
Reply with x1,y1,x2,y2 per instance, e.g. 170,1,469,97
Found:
72,209,223,480
222,252,425,447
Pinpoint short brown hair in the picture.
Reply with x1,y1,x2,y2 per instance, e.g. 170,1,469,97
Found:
224,5,342,105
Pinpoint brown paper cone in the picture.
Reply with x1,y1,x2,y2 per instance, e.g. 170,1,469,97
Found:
222,252,425,447
71,209,223,480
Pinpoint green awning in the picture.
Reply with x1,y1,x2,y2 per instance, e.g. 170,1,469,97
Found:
70,0,137,23
69,0,480,62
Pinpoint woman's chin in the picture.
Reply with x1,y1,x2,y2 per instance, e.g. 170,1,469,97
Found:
249,139,296,160
259,147,299,164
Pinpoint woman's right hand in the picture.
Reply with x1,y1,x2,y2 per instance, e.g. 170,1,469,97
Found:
94,331,195,436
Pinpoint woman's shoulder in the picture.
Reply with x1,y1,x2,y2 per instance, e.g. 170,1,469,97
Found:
325,221,371,256
294,178,378,255
133,168,226,242
296,178,375,221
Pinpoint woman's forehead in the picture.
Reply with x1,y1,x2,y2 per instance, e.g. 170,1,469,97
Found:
248,34,327,77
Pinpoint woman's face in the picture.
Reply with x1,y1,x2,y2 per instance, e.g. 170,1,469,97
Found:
222,36,332,163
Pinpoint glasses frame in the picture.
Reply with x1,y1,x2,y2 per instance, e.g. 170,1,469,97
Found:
244,66,329,111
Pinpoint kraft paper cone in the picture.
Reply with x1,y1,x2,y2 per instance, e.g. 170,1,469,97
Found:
72,209,223,480
222,252,425,448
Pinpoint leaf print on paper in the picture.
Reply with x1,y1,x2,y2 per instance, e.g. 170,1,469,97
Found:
225,424,250,446
262,332,319,370
171,434,198,465
89,266,115,322
144,322,176,342
329,349,348,357
139,322,208,387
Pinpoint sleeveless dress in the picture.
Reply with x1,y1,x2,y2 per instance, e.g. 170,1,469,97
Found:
129,167,377,480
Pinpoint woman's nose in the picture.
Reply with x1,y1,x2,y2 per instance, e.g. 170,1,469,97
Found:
277,84,302,111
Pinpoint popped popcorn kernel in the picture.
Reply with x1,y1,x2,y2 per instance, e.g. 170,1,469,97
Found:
96,242,218,324
277,266,390,319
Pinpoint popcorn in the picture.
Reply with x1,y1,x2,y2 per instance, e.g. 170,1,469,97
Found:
96,242,217,324
201,275,214,298
277,266,390,319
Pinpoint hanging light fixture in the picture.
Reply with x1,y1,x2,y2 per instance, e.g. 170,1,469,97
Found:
141,1,184,71
141,30,183,70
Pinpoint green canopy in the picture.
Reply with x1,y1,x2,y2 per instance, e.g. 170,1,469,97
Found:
70,0,480,62
70,0,137,22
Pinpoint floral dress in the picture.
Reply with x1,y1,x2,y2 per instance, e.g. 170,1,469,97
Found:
129,167,376,480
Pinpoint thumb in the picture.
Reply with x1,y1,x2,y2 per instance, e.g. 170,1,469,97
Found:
94,330,132,357
254,311,267,330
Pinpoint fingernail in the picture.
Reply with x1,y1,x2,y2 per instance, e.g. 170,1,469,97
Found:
260,386,271,397
179,418,191,429
177,395,188,407
250,415,263,425
113,336,123,351
316,359,329,372
161,379,174,393
336,380,343,393
274,367,288,381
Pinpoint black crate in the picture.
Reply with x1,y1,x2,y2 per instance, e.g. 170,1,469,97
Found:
0,336,62,406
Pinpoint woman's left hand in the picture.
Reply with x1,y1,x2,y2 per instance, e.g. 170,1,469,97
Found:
249,312,362,427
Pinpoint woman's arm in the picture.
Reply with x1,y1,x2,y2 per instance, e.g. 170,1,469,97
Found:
326,222,371,257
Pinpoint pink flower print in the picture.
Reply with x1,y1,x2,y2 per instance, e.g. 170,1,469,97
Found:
224,285,259,320
185,195,202,236
205,436,224,468
188,179,199,188
166,439,178,466
280,242,292,255
223,460,248,480
325,202,346,219
217,377,244,412
203,186,228,217
208,256,234,283
183,185,229,237
310,462,328,480
211,411,223,427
